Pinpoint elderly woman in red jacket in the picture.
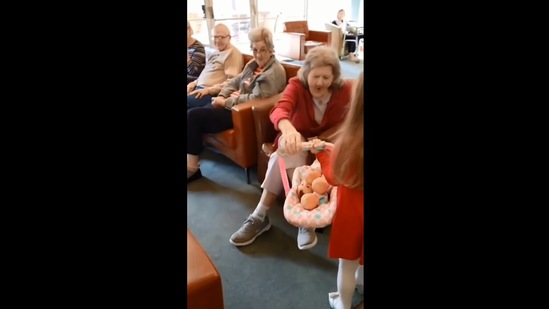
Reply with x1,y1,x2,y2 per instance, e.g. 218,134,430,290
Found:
230,46,354,250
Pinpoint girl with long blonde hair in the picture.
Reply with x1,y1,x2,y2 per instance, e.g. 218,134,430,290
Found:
312,71,364,309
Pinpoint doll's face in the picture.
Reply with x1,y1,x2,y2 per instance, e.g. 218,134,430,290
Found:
297,181,312,198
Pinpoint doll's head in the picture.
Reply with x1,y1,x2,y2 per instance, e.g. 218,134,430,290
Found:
304,169,322,185
301,193,319,210
312,175,329,195
297,179,313,198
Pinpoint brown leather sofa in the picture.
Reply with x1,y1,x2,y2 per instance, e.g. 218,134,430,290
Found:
202,53,300,184
277,21,332,60
187,229,224,309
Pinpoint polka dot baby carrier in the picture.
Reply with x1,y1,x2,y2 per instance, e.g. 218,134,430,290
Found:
278,142,338,228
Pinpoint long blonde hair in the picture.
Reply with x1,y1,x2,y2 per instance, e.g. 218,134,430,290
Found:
332,71,364,190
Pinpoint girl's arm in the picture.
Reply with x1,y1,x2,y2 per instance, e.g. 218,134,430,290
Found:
316,151,336,186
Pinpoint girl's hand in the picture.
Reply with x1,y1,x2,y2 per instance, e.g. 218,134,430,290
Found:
309,138,326,154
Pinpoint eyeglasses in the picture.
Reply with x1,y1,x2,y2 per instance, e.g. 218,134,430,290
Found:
212,35,230,40
252,48,269,55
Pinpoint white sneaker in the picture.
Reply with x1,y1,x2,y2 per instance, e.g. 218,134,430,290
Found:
328,292,339,308
297,227,317,250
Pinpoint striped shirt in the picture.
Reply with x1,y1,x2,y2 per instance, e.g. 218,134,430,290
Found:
187,40,206,77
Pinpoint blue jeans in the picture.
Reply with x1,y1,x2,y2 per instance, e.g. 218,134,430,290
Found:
187,86,213,110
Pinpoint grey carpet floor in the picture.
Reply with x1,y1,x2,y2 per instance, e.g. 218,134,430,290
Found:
187,148,363,309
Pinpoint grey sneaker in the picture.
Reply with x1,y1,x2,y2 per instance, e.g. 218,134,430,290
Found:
229,215,271,246
297,227,317,250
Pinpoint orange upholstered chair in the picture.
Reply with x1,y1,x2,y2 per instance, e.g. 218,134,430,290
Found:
277,21,332,60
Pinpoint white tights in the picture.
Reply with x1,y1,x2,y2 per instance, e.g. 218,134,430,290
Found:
333,258,362,309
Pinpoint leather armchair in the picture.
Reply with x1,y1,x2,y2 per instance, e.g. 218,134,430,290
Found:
187,229,224,309
277,21,332,60
202,54,299,184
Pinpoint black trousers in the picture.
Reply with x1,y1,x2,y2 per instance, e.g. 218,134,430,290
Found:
187,105,233,155
345,34,364,53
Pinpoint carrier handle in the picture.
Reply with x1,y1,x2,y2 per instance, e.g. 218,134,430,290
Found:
278,141,334,196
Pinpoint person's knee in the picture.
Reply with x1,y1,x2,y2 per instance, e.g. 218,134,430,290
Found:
187,95,210,110
187,107,204,124
186,95,197,109
262,171,283,195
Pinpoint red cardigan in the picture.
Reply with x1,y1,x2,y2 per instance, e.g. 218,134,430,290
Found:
269,77,353,148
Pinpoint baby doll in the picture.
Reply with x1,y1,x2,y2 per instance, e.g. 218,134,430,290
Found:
312,175,330,205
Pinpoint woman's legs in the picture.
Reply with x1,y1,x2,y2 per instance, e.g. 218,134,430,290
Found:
344,34,360,62
230,136,308,246
187,105,233,182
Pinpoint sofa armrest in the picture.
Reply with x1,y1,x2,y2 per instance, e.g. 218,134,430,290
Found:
252,94,280,154
230,95,280,156
308,30,332,44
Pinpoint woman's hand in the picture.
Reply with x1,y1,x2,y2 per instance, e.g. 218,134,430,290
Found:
278,119,302,155
189,88,210,99
281,128,303,156
211,96,227,108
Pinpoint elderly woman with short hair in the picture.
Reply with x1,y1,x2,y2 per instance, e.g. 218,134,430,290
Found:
230,46,354,250
187,27,287,183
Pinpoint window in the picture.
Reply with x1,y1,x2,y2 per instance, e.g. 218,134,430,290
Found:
212,0,251,45
187,0,209,46
186,0,362,50
257,0,306,34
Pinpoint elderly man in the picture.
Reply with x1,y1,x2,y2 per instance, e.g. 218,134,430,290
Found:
186,23,243,110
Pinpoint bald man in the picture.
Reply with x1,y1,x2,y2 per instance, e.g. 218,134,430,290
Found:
186,23,244,110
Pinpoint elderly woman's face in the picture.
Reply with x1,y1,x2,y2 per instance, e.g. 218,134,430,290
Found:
307,65,334,99
252,41,270,68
